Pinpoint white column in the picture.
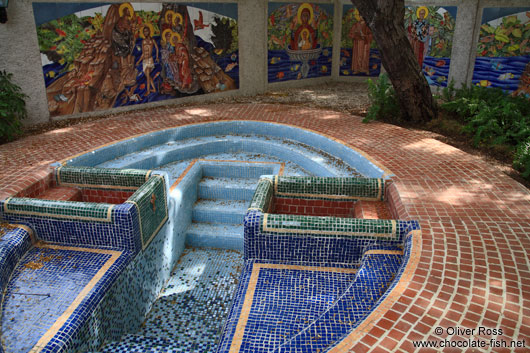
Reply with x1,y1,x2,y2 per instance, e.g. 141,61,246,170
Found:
331,0,342,80
448,0,482,88
0,0,50,125
238,0,268,94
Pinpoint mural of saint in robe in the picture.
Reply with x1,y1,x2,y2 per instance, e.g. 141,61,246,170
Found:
404,6,457,87
348,9,372,75
340,6,380,77
34,2,239,117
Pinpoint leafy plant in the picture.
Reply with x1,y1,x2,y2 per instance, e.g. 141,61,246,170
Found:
364,74,401,122
0,71,28,143
440,84,530,180
514,138,530,179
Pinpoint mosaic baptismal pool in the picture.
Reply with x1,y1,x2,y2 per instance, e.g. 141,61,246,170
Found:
0,121,420,353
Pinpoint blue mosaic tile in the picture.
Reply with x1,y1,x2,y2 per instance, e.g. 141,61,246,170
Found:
0,225,33,300
98,248,243,352
1,245,131,353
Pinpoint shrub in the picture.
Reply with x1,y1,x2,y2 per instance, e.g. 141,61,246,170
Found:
514,138,530,179
0,70,28,143
364,73,401,123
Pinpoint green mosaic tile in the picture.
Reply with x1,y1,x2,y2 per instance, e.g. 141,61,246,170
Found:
261,214,397,239
274,176,385,201
126,175,168,249
4,198,113,222
248,179,273,212
57,166,151,190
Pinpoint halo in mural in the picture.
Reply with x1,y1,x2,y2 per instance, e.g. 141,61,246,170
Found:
174,12,184,25
161,29,173,44
139,23,154,38
416,6,429,18
165,10,176,23
171,32,182,46
297,3,314,25
119,3,134,19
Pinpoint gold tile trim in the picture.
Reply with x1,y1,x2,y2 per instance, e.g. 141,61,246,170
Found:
327,229,422,352
363,249,403,256
9,224,36,243
145,170,153,181
4,198,114,223
275,192,376,201
377,178,382,201
59,182,139,191
262,215,397,238
228,263,357,353
170,159,199,192
28,244,122,353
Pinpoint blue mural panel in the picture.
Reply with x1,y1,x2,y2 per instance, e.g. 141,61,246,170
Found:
473,8,530,96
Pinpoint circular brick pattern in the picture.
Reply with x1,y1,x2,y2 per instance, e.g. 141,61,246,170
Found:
1,104,529,352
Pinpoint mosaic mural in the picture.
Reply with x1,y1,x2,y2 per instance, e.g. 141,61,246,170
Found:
340,6,380,77
474,8,530,97
268,3,333,83
33,2,239,117
404,5,457,87
340,5,456,87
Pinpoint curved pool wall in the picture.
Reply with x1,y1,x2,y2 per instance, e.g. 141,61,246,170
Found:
61,121,389,179
0,122,401,352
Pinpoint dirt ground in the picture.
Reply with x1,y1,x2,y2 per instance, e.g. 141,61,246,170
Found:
21,81,528,189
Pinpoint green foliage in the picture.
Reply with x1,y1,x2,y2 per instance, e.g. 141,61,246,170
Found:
37,14,96,71
514,138,530,178
404,6,456,58
268,4,333,50
441,85,530,180
364,74,401,123
0,71,27,143
477,13,530,57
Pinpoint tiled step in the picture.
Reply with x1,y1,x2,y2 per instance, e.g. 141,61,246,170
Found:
185,222,243,250
198,177,258,201
36,186,81,201
192,199,249,224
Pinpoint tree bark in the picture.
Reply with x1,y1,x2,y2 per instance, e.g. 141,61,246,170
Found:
351,0,437,123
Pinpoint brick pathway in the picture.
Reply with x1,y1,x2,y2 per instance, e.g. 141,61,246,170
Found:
1,103,529,352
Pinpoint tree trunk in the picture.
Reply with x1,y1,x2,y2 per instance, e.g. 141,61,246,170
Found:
351,0,437,123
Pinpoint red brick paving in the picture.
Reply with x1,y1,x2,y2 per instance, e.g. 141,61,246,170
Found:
0,103,529,352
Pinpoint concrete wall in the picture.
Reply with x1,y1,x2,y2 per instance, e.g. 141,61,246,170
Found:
0,0,527,125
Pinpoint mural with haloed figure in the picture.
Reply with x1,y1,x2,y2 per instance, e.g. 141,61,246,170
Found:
268,3,333,82
340,5,456,86
473,8,530,97
404,6,457,87
340,6,380,77
33,2,239,117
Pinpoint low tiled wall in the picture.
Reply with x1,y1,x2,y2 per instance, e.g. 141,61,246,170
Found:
0,167,168,253
245,176,401,267
0,225,33,300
